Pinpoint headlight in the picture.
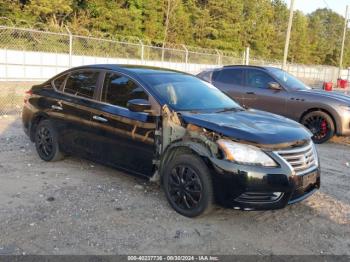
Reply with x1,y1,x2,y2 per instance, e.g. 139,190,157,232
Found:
217,139,277,167
311,142,319,167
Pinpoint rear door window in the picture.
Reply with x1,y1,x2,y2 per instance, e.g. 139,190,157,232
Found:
101,73,148,108
246,69,275,89
215,68,244,86
64,71,100,99
52,74,67,90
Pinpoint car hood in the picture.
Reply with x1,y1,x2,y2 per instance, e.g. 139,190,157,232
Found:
297,89,350,104
180,109,312,145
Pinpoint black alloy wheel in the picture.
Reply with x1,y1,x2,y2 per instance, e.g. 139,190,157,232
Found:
163,153,213,217
36,126,53,158
35,120,64,161
301,111,335,144
168,165,203,210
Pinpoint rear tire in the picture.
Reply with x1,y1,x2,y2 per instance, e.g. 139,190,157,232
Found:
301,111,335,144
162,153,214,217
34,119,64,162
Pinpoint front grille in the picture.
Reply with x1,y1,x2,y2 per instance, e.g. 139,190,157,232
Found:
275,142,318,175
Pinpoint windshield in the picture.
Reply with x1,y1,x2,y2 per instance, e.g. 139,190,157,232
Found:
267,68,311,91
142,73,242,111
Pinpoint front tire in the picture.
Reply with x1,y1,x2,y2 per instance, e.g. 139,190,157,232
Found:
301,111,335,144
34,119,64,162
162,153,214,217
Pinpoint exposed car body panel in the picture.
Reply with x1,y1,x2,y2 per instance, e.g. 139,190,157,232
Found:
180,109,311,145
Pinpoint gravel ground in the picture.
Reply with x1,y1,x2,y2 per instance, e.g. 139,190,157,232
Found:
0,115,349,255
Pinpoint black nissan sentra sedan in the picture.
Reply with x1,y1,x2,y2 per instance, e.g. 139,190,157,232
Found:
22,65,320,217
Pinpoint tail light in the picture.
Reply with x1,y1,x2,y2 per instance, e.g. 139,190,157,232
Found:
24,89,33,104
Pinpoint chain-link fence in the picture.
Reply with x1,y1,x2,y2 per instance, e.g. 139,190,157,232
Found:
0,25,342,115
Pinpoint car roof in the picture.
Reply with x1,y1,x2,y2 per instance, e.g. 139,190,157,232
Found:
66,64,187,76
49,64,195,107
222,65,278,70
199,65,282,74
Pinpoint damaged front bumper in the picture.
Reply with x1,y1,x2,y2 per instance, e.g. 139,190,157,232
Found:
208,156,320,210
160,105,320,211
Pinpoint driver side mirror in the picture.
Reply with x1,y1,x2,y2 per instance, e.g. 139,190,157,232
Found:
127,99,151,113
268,82,282,90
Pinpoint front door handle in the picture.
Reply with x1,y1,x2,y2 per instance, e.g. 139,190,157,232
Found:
93,115,108,123
246,92,255,95
51,105,63,111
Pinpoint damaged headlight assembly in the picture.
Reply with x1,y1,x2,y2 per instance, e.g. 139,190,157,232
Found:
217,139,277,167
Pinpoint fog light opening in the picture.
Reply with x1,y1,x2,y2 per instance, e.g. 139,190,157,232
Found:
235,191,284,203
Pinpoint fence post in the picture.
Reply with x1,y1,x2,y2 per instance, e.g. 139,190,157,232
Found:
215,49,222,65
181,44,188,69
161,45,165,62
5,48,8,80
245,47,250,65
323,67,327,83
242,50,245,65
23,49,26,79
138,39,144,63
296,63,299,78
65,26,73,67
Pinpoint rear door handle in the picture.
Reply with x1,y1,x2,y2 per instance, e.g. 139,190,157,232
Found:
92,115,108,123
51,105,63,111
246,92,255,95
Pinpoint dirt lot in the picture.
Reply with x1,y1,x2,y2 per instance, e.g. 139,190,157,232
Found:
0,115,349,255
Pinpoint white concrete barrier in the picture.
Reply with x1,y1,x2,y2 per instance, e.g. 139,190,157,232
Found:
0,49,219,81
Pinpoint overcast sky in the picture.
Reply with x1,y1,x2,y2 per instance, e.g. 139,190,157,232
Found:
284,0,349,17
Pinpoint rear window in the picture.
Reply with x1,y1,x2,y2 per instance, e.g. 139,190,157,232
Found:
197,70,213,82
215,68,244,85
64,71,100,99
198,70,221,83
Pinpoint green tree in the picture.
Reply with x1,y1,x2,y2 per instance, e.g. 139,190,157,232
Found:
1,0,350,67
26,0,73,30
289,11,310,64
308,8,344,65
270,0,288,60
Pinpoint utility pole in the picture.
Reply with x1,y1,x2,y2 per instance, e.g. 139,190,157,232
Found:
65,25,73,68
282,0,295,70
339,5,349,79
245,47,250,65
